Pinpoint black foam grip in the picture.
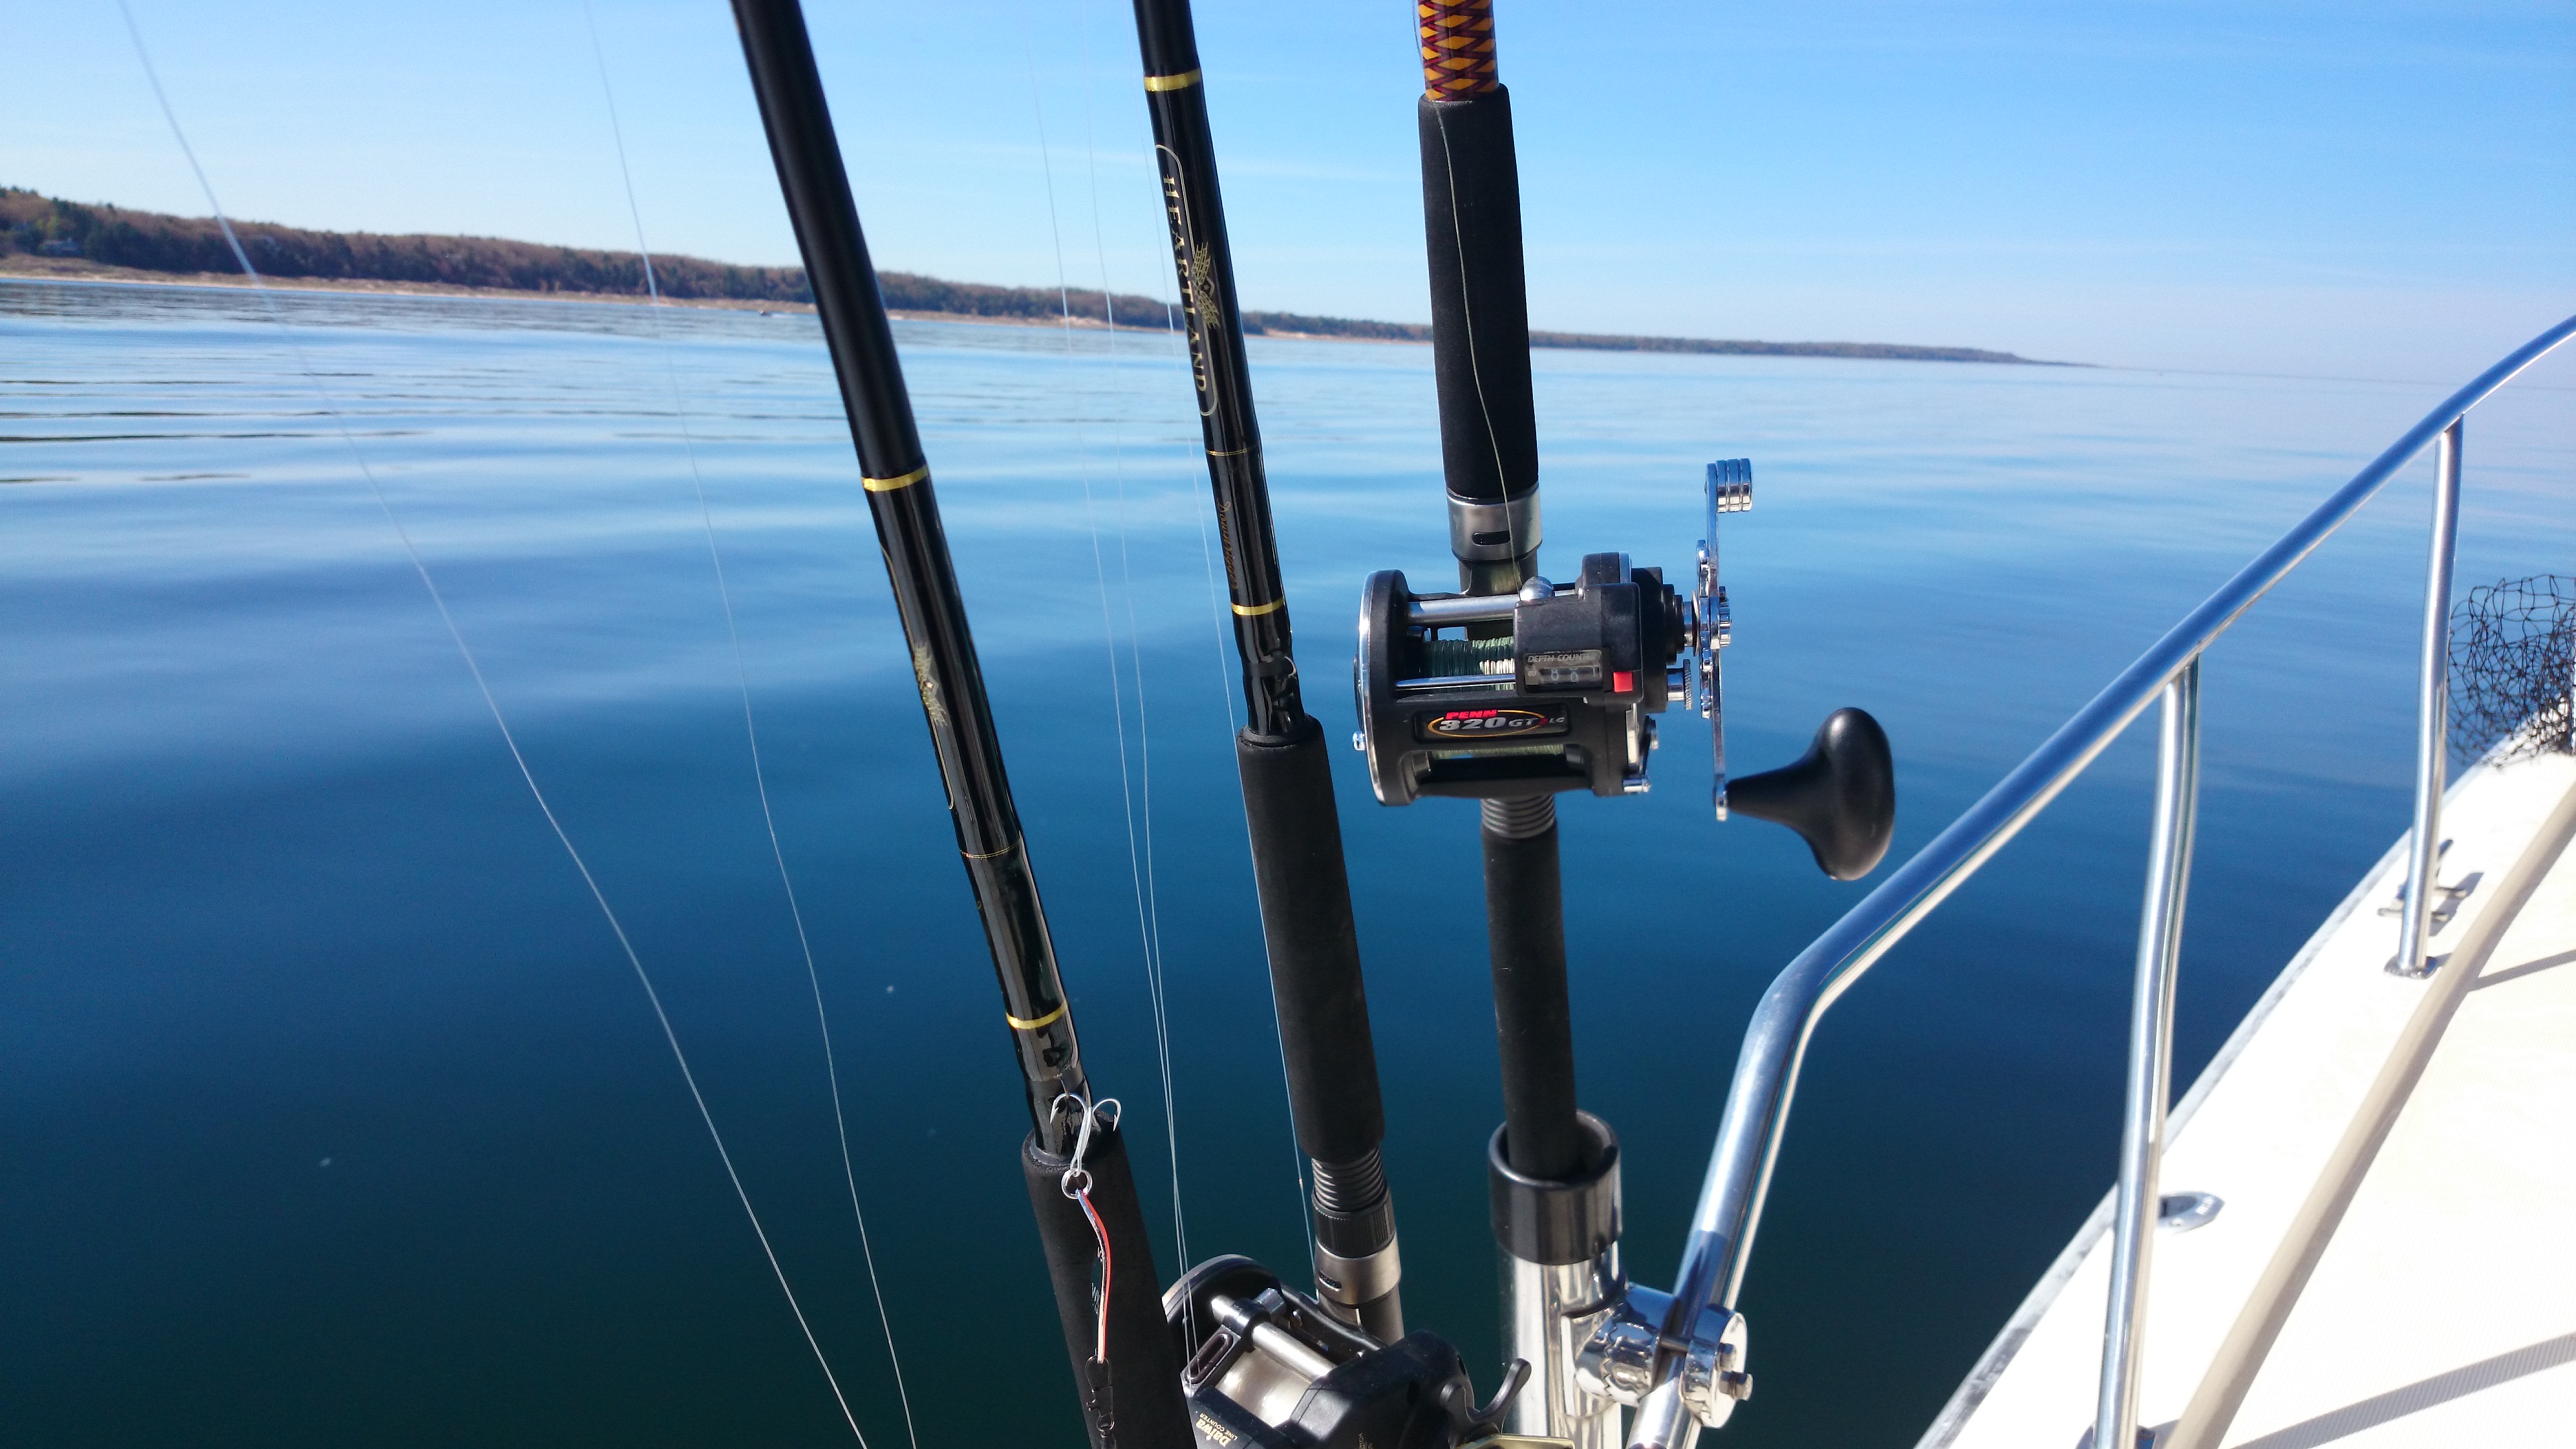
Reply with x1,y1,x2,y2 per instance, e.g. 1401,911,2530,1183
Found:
1236,718,1387,1165
1482,821,1584,1182
1024,1124,1192,1449
1419,89,1538,507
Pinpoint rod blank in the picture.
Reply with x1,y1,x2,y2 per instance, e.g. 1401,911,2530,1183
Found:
731,6,1189,1444
1129,0,1403,1339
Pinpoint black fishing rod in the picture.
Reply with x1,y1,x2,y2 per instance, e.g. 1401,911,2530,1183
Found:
1413,0,1586,1192
1342,3,1899,1442
729,5,1187,1445
1126,0,1407,1344
1405,8,1611,1439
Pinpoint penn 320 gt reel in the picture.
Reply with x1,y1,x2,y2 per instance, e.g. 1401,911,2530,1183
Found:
1356,460,1894,878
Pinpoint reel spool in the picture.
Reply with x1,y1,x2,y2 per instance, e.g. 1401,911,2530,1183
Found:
1165,1256,1524,1449
1352,459,1899,879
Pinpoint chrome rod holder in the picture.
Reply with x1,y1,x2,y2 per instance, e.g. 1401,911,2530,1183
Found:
2393,418,2464,979
1508,1251,1626,1449
2094,656,2202,1449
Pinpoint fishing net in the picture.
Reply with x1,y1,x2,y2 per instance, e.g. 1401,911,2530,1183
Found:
2449,574,2575,766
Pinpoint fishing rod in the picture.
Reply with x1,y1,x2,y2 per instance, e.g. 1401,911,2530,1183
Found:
1105,1,1894,1442
735,0,1896,1444
728,4,1189,1445
1344,3,1902,1444
1126,0,1407,1346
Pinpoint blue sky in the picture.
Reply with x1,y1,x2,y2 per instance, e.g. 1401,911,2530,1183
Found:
13,1,2573,375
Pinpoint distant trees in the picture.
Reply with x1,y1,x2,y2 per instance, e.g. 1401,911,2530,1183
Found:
0,186,1186,321
1,186,1289,333
1,187,816,301
3,186,2042,364
0,188,1148,315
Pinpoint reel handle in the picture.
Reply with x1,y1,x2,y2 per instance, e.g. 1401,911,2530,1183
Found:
1729,708,1896,881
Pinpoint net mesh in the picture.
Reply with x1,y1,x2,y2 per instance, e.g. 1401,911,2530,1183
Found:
2449,574,2576,765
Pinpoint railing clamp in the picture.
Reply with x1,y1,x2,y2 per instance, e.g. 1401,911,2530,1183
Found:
1574,1288,1751,1432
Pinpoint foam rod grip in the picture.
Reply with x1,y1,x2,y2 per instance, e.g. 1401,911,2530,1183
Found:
1418,87,1538,506
1236,717,1387,1166
1024,1124,1192,1449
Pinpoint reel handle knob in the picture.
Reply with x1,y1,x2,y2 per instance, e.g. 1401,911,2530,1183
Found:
1728,708,1895,880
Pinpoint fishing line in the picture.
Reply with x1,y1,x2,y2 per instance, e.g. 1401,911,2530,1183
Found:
1177,385,1319,1253
1019,7,1198,1283
116,6,867,1442
578,10,918,1448
1069,0,1193,1293
1432,105,1524,569
1087,0,1319,1242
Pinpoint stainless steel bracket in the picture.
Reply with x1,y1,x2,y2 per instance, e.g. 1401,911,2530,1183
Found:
1574,1283,1751,1437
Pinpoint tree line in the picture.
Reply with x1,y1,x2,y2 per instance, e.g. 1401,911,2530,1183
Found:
4,186,2049,364
0,186,1171,323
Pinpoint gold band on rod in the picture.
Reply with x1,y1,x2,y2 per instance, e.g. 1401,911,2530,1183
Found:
1231,598,1285,617
1142,68,1203,93
1005,1002,1067,1031
863,464,929,492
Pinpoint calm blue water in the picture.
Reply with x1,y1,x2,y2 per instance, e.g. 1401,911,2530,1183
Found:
3,278,2569,1448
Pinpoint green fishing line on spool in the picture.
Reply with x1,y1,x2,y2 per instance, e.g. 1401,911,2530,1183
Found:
1417,635,1516,677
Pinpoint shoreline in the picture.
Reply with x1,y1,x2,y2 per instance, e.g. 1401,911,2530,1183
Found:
2,255,810,313
0,256,1213,334
0,256,2070,364
0,261,1462,344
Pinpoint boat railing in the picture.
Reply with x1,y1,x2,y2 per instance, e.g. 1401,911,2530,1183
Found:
1625,314,2576,1449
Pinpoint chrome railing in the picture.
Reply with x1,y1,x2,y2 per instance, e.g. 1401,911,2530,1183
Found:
1624,314,2576,1449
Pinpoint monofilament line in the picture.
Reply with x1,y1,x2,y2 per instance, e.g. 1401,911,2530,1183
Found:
579,11,918,1448
1071,1,1191,1288
1434,108,1521,568
1090,0,1317,1250
117,7,867,1443
1019,4,1196,1281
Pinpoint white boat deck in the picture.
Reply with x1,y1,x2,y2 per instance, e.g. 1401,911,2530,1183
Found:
1923,743,2576,1449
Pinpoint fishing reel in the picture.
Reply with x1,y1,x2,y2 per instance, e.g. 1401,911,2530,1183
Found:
1166,1256,1525,1449
1354,460,1898,879
1354,549,1686,803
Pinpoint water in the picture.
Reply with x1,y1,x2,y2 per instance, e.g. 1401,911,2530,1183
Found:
3,278,2569,1448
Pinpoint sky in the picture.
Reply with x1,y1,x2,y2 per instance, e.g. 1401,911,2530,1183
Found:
11,1,2573,376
